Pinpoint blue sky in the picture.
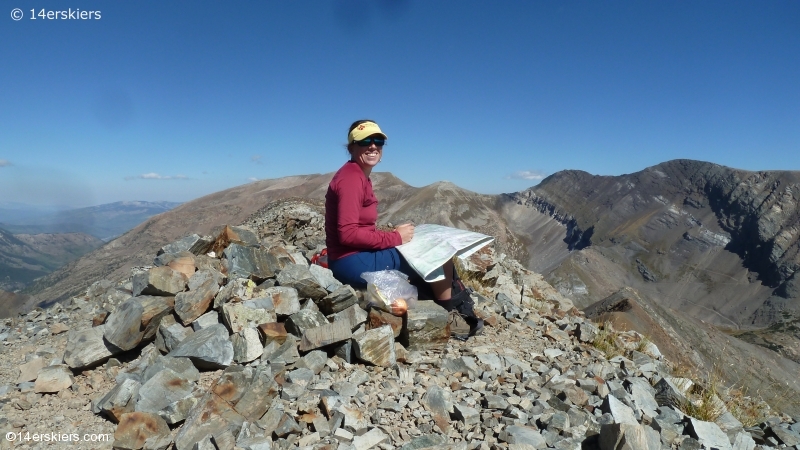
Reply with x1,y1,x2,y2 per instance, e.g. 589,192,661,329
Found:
1,1,798,207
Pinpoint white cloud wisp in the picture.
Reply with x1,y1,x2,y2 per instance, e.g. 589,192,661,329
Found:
505,170,546,181
125,173,189,180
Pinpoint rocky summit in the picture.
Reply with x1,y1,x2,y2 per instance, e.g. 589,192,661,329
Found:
1,200,799,450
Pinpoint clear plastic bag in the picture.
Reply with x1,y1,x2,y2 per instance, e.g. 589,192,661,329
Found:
361,270,418,315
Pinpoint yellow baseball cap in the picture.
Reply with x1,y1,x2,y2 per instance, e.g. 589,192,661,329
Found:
348,121,388,144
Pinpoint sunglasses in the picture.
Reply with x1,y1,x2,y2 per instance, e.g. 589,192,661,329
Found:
354,137,386,147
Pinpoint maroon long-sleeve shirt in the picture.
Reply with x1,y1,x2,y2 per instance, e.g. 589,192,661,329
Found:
325,161,402,260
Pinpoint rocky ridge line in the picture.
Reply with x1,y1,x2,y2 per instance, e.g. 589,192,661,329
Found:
0,200,798,450
511,160,800,299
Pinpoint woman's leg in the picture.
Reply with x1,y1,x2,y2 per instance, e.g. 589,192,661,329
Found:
429,259,453,301
429,259,483,337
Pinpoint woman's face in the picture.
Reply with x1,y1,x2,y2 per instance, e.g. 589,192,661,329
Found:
349,134,384,171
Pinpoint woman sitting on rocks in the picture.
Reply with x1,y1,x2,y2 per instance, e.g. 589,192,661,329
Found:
324,119,483,337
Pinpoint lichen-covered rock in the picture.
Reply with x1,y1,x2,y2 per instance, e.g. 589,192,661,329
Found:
353,325,395,367
222,302,276,334
406,301,449,351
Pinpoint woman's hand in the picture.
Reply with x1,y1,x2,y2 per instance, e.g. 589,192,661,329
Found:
396,223,415,244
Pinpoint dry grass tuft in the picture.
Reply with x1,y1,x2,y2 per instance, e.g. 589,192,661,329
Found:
681,374,727,422
453,257,493,297
592,321,626,359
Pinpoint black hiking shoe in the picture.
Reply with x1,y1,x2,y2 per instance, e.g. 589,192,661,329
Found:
435,289,484,339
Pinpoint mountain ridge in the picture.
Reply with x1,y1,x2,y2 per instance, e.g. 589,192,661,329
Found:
9,160,800,366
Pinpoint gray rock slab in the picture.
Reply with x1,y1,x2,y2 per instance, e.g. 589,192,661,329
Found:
17,357,46,383
298,320,353,352
261,335,300,365
353,325,395,367
295,350,327,374
477,353,505,372
442,356,482,378
115,411,171,450
224,243,280,281
627,381,658,416
34,364,74,393
95,378,141,423
352,427,389,450
544,410,570,432
498,425,547,448
211,430,236,450
258,286,300,316
329,303,368,331
192,310,220,331
232,328,264,363
453,402,480,426
319,285,359,315
771,425,800,446
715,411,743,433
158,234,212,256
337,403,370,434
222,303,276,334
139,295,175,341
284,309,329,336
135,368,196,425
654,377,692,409
155,316,195,354
731,431,756,450
399,435,447,450
601,394,638,425
577,321,598,343
133,266,188,297
309,264,343,293
175,278,219,325
142,355,200,384
173,389,247,450
599,423,660,450
334,339,355,363
276,264,328,300
64,325,123,369
213,278,257,310
686,417,732,450
349,369,370,386
333,381,358,397
423,385,453,432
237,437,272,450
406,301,449,351
233,365,278,422
273,413,302,438
104,297,146,351
188,269,225,291
483,394,510,410
168,323,233,369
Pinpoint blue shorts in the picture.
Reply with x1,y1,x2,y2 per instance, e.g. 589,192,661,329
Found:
329,248,419,289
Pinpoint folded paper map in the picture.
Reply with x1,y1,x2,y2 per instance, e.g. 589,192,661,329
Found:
396,224,494,282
